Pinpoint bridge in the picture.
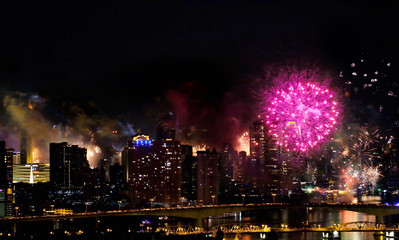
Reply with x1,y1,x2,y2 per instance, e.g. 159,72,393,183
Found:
2,203,399,236
157,221,399,239
2,203,399,225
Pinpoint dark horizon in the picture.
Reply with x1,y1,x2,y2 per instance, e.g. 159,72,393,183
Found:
0,1,398,153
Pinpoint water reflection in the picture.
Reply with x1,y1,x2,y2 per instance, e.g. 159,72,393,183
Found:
203,208,380,240
224,232,379,240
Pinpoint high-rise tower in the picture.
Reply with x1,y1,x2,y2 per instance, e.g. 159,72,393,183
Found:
125,135,182,206
0,142,13,217
49,142,89,188
197,150,219,205
20,129,32,164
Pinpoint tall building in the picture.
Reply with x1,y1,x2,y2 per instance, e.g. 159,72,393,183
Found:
237,151,248,181
0,142,13,217
220,143,236,181
249,117,284,197
220,143,237,203
249,118,268,169
152,140,181,204
20,129,32,164
125,135,182,206
181,145,197,201
197,150,219,205
86,167,106,201
49,142,89,188
156,112,176,141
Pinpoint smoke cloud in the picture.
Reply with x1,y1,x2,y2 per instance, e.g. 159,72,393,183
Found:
2,92,136,167
165,80,256,151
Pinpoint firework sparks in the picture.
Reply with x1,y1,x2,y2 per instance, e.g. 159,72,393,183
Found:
87,145,102,166
363,166,382,187
263,70,340,152
192,144,208,156
238,131,250,154
346,125,381,167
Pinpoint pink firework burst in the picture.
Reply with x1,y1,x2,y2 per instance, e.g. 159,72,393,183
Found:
263,70,340,152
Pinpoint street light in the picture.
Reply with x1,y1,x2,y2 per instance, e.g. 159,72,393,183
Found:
14,206,19,217
211,195,215,205
85,202,90,213
241,194,246,205
150,199,154,209
118,201,122,211
271,193,276,203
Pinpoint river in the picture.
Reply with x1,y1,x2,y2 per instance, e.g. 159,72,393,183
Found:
202,208,386,240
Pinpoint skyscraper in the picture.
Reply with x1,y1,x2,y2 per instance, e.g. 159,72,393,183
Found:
237,150,248,181
249,117,282,197
220,143,237,203
125,135,182,206
249,118,268,169
197,150,219,205
0,142,13,217
181,145,197,202
49,142,89,188
20,129,32,165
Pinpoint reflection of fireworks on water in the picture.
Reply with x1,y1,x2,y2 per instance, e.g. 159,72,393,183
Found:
239,131,249,154
192,144,208,157
263,70,340,152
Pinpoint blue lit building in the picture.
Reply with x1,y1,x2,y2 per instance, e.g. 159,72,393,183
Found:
123,135,181,206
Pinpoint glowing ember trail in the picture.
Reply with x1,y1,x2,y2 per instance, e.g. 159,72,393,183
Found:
263,72,340,152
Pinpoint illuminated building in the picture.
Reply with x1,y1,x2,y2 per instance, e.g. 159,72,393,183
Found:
13,164,50,183
220,143,235,181
20,129,32,164
197,150,219,205
238,151,247,180
181,145,197,201
249,118,283,196
49,142,89,188
156,112,176,141
0,142,13,217
125,135,182,205
250,118,268,169
12,151,21,165
86,167,106,201
220,143,237,203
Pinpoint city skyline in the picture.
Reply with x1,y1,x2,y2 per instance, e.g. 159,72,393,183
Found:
1,2,399,239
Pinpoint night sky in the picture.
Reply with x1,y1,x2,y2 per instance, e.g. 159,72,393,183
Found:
0,1,398,150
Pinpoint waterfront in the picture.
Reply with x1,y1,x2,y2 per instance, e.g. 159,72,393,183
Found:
6,207,399,239
204,208,382,240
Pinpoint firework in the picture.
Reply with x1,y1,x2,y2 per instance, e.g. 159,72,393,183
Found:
238,131,250,154
263,70,340,152
347,125,381,167
363,166,382,187
192,144,208,156
87,145,102,163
